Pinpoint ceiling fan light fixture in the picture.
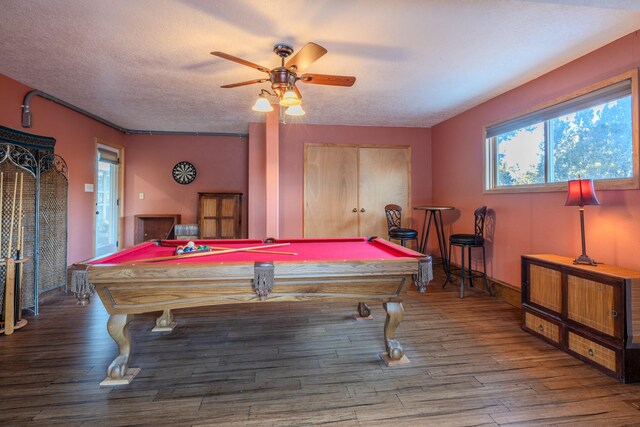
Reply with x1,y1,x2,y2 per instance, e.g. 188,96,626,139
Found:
279,89,301,107
251,94,273,112
214,43,354,118
285,104,305,116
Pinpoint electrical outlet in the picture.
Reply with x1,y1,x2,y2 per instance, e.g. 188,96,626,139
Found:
139,192,144,200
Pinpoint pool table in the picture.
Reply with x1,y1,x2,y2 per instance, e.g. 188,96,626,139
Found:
82,237,432,385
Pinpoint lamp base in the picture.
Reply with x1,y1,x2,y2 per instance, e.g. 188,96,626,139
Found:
573,254,597,266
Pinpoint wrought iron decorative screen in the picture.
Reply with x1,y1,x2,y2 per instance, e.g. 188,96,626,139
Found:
0,125,67,317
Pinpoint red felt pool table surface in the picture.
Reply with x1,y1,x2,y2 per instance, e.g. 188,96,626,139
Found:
89,237,422,265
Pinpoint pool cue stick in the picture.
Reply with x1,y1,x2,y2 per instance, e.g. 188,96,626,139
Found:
14,227,27,329
2,173,17,334
127,243,291,263
3,258,15,334
14,173,23,323
13,237,22,322
16,226,24,324
206,245,298,256
158,241,297,255
16,173,23,252
6,172,17,258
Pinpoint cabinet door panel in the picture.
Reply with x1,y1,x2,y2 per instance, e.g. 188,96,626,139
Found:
201,219,218,238
220,218,236,238
220,198,236,216
529,264,562,314
304,145,359,237
202,198,218,217
567,275,619,338
358,147,410,239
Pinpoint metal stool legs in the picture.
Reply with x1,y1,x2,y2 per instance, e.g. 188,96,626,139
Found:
401,238,416,248
444,244,489,298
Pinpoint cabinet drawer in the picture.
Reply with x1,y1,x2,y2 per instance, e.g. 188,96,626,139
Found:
567,330,618,374
523,308,562,346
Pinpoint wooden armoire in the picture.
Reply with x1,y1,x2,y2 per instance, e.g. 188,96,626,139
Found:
197,192,242,239
304,144,411,239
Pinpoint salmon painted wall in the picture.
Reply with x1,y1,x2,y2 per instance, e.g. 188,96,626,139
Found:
247,121,268,239
431,30,640,288
247,123,432,238
0,74,125,265
122,134,248,247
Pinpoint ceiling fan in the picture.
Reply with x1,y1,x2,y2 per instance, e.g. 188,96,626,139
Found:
211,42,356,114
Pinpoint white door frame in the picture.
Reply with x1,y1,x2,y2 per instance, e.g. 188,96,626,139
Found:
94,139,124,256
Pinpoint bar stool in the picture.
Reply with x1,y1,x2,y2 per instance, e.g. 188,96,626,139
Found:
384,204,418,248
444,206,490,298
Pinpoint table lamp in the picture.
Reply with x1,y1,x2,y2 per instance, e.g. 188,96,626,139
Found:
565,178,599,265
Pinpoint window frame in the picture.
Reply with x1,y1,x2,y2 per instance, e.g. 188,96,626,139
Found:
484,69,640,194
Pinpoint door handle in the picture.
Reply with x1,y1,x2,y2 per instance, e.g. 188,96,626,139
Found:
352,208,357,213
95,211,99,215
360,208,366,213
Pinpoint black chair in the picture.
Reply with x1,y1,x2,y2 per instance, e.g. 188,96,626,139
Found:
384,204,418,248
444,206,490,298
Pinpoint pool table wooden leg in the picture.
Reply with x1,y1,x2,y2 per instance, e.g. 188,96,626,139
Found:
152,308,176,332
381,302,409,365
100,313,140,386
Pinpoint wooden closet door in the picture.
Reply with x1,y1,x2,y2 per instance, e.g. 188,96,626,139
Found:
358,147,410,239
304,145,359,237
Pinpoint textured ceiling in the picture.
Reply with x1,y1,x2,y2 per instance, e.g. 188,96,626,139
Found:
1,0,639,134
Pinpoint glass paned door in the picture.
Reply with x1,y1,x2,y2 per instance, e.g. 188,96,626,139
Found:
95,146,119,256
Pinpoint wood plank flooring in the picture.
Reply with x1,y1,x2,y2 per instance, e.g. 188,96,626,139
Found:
2,269,640,426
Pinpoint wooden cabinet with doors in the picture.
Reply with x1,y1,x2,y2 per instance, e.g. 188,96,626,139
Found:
521,254,640,383
197,192,242,239
304,144,411,240
134,214,180,244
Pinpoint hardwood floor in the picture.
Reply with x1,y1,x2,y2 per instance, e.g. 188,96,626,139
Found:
2,268,640,426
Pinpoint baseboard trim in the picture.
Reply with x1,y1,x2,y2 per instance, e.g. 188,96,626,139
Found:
446,262,521,309
487,276,521,309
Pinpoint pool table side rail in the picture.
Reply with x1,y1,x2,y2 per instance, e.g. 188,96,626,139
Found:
89,259,420,315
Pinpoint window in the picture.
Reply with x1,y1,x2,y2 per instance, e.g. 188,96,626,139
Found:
485,70,639,192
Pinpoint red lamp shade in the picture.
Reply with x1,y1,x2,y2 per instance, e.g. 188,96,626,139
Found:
565,179,600,207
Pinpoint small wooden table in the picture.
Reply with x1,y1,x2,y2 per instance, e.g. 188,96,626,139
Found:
413,206,454,280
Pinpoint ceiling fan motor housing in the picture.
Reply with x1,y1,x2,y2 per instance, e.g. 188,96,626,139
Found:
270,67,297,97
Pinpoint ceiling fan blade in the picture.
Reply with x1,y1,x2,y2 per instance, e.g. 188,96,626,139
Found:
221,78,270,88
299,73,356,87
285,42,327,72
211,51,271,73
